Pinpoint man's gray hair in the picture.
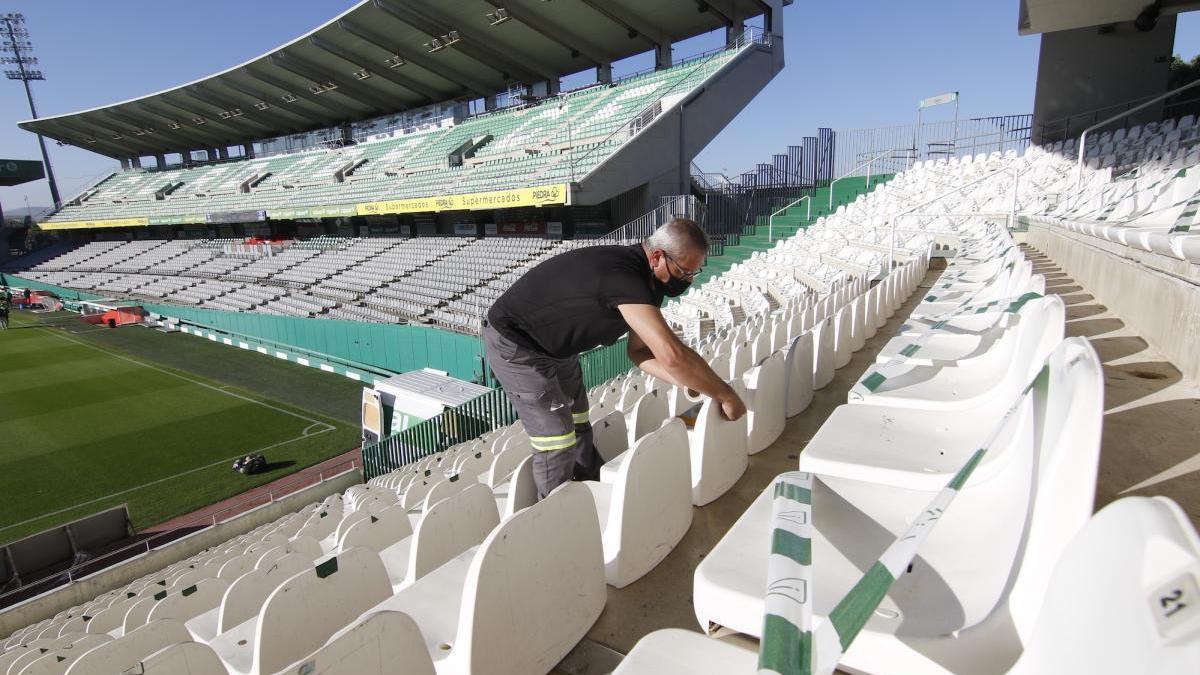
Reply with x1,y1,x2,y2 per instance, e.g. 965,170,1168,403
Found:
644,217,709,258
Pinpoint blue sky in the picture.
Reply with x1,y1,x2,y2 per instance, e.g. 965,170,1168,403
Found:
2,1,1200,212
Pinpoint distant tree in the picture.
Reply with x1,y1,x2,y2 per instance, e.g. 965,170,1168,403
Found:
1166,54,1200,120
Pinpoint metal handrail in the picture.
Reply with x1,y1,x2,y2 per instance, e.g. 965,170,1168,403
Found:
0,456,359,604
828,150,910,209
1075,78,1200,186
886,165,1024,268
767,195,811,242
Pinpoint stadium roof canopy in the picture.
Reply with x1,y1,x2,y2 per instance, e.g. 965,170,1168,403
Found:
1019,0,1200,35
18,0,773,159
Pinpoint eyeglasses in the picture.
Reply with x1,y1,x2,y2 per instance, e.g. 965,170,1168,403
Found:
663,251,703,280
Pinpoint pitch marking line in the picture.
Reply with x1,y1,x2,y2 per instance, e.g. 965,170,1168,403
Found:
36,326,335,431
0,426,336,534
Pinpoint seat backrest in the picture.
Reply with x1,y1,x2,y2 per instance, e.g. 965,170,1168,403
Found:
279,611,435,675
136,641,228,675
1010,497,1200,675
784,330,815,417
18,634,111,675
744,350,787,453
501,455,538,519
631,388,670,442
1005,337,1105,642
730,340,753,379
217,552,312,634
485,437,529,487
459,482,606,674
146,577,229,624
607,419,693,568
592,410,628,463
64,618,190,675
254,547,392,675
404,483,500,586
340,503,414,553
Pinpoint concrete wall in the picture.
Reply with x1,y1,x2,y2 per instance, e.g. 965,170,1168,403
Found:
574,39,784,207
0,469,361,638
1032,16,1177,143
1023,223,1200,381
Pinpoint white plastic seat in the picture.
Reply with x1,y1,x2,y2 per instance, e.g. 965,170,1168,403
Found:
188,553,311,643
742,350,786,454
848,295,1063,411
14,635,111,675
272,611,435,675
591,409,629,463
628,388,670,444
357,481,605,675
812,314,835,389
65,619,191,675
134,641,228,675
208,547,393,675
492,455,537,519
401,482,499,589
610,628,757,674
144,577,229,626
784,331,814,417
584,419,693,587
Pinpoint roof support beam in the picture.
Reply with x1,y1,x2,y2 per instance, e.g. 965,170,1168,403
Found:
694,0,736,27
576,0,670,48
337,19,494,97
309,35,444,101
268,52,396,113
242,67,349,118
223,73,342,125
203,79,316,128
154,96,256,146
373,0,553,83
480,0,613,66
181,88,281,137
97,109,182,154
134,102,231,149
53,120,137,158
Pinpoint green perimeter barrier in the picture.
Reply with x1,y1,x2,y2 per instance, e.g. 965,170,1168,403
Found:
1,274,485,382
363,387,517,479
366,337,636,478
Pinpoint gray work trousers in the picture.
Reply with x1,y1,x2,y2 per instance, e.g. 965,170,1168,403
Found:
482,325,601,499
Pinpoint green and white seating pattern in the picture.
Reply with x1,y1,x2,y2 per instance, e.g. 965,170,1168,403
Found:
43,44,749,226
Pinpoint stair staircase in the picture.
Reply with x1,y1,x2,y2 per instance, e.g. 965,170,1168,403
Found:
696,174,893,286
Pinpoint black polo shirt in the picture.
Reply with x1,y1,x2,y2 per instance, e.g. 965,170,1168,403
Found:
487,244,665,359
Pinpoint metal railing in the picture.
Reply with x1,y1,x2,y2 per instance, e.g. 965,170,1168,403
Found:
595,195,706,243
1074,78,1200,186
834,114,1033,176
0,456,359,607
1037,90,1200,144
767,195,811,242
829,150,908,208
363,337,633,479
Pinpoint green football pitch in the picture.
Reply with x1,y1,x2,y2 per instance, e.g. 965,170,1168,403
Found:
0,309,362,545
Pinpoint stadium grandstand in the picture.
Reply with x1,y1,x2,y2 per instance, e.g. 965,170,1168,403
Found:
2,0,1200,674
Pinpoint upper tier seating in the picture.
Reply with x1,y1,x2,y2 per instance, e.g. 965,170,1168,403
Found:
42,45,749,226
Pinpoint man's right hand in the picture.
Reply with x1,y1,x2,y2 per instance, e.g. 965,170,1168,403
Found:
719,392,747,421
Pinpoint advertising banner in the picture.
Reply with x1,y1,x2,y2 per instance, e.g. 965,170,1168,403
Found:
38,217,149,231
355,183,569,217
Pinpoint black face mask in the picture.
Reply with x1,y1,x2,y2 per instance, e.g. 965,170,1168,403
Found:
657,273,692,297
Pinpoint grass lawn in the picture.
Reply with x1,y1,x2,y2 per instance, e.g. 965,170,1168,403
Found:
0,309,363,545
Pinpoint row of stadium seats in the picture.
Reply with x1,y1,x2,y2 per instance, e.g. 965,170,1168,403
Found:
43,44,749,225
6,119,1199,672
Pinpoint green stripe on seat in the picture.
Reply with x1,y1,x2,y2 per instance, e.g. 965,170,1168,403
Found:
1006,292,1042,313
899,344,921,357
759,613,812,675
948,448,987,490
829,562,895,650
861,372,887,392
772,528,812,565
773,481,812,504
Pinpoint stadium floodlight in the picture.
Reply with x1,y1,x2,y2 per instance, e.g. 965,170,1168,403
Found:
2,11,61,207
384,55,406,68
487,8,511,25
425,31,461,53
353,69,371,80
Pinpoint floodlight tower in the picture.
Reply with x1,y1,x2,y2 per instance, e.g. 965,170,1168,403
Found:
3,12,60,208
